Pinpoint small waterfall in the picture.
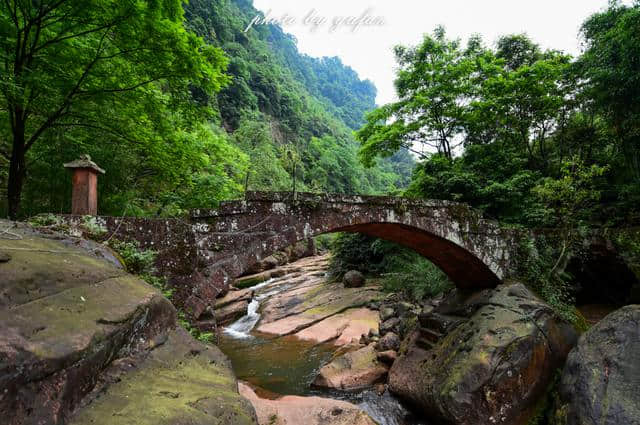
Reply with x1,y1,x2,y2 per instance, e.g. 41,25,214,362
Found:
224,277,294,339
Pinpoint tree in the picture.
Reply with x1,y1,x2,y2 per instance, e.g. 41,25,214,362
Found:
468,49,572,169
0,0,228,218
356,27,486,164
578,1,640,182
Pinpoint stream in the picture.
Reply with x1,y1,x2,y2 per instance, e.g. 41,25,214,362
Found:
217,268,430,425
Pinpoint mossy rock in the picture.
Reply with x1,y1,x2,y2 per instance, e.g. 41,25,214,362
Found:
556,305,640,425
0,221,255,425
69,328,257,425
389,283,578,425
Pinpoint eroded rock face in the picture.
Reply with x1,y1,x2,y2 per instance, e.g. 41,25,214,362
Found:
0,221,256,425
389,283,577,425
239,383,375,425
556,305,640,425
313,344,389,391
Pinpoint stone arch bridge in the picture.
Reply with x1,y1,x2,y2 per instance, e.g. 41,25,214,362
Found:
73,192,522,321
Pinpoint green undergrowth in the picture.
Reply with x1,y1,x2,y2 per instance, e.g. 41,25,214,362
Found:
107,238,214,344
28,214,107,239
517,235,586,330
516,234,588,331
612,228,640,280
328,232,453,302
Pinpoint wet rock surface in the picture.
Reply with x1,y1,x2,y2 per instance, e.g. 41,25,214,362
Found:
239,383,376,425
389,283,578,425
0,221,256,425
556,305,640,425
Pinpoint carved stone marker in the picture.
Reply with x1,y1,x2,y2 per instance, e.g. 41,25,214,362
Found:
63,155,105,215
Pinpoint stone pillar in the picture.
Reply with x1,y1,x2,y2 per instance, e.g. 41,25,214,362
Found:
63,155,105,215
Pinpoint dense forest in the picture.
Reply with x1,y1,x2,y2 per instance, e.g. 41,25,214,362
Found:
0,0,413,219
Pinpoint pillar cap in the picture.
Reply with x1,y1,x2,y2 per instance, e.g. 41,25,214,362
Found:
63,154,105,174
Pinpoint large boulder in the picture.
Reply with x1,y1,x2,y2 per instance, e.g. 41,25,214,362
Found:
70,328,257,425
556,305,640,425
313,344,389,391
389,283,577,425
376,332,400,351
344,270,366,288
0,221,256,425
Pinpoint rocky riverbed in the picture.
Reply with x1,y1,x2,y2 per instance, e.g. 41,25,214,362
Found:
217,251,640,425
216,254,426,425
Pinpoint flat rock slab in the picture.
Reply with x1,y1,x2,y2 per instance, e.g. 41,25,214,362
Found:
294,307,379,345
215,299,250,326
70,328,258,425
257,280,382,336
0,230,127,308
239,382,375,425
216,288,253,309
313,344,389,391
557,305,640,425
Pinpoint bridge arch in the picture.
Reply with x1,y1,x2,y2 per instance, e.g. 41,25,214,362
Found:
66,192,520,320
185,192,519,318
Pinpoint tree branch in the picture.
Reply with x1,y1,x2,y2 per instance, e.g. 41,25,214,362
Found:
24,28,110,152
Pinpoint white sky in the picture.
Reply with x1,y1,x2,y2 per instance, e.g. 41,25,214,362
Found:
251,0,631,105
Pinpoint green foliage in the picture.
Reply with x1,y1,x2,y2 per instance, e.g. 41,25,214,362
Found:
357,26,480,164
1,0,414,218
516,235,581,326
380,256,453,301
28,213,62,228
612,228,640,280
178,311,214,344
313,234,337,252
358,11,639,226
329,233,452,302
80,216,107,239
0,0,230,218
578,1,640,184
109,240,157,275
532,157,608,229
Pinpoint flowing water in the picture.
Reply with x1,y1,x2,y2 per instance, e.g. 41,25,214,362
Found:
216,268,430,425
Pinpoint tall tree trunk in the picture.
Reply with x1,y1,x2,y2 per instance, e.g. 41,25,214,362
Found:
7,121,26,220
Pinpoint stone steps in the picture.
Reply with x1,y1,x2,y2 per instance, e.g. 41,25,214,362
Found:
414,311,466,351
419,327,444,343
418,312,465,334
